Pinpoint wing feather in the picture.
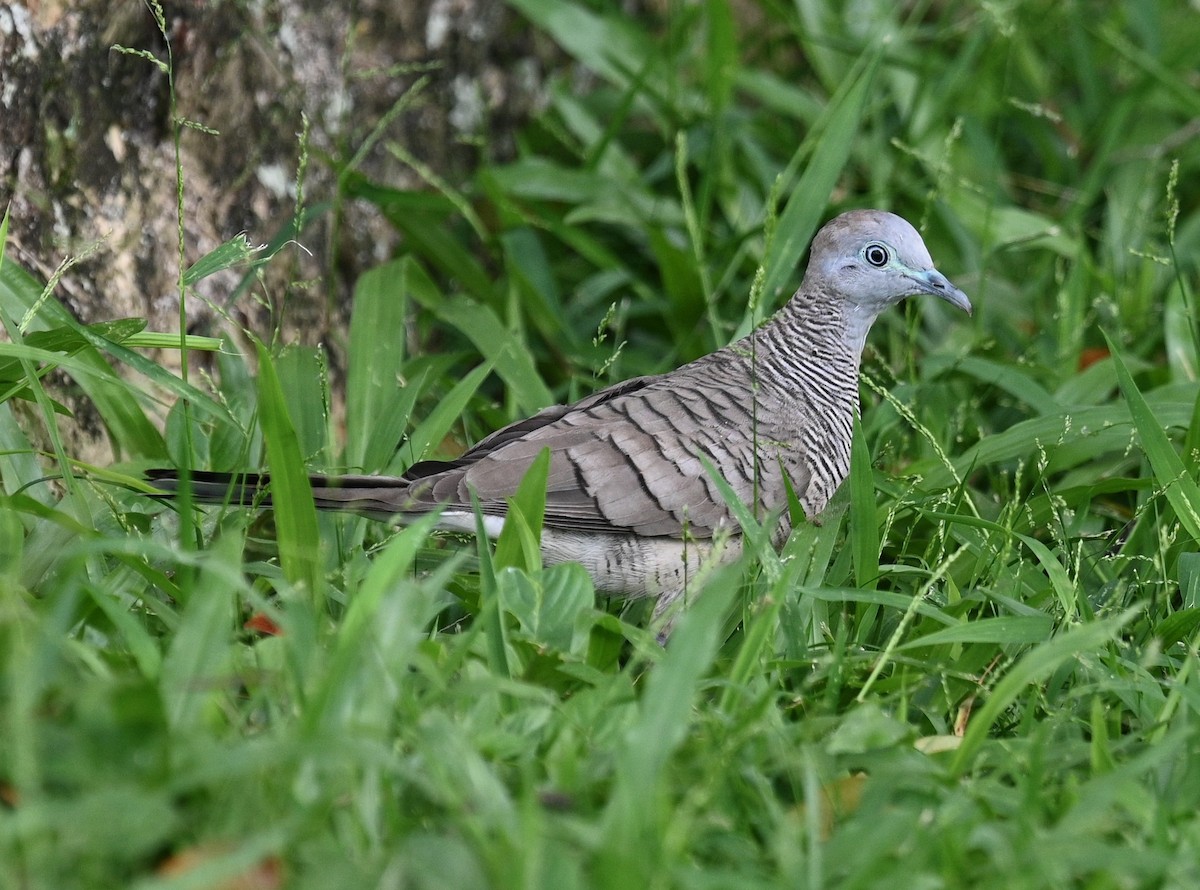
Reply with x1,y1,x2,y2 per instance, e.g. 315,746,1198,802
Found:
396,360,812,538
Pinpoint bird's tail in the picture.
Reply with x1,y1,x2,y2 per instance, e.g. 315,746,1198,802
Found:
146,469,415,520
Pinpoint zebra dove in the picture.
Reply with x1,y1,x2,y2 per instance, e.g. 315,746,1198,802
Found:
150,210,970,611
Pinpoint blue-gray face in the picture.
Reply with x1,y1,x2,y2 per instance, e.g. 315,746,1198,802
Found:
810,210,972,316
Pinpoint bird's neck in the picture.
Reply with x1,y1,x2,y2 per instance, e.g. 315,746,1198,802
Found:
842,302,882,360
768,284,873,371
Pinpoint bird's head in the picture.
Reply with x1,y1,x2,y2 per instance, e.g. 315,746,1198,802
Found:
807,209,972,317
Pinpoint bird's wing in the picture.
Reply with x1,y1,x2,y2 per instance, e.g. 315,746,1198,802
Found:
403,360,810,538
400,375,659,480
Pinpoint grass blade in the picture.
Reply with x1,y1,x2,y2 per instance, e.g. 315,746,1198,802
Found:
950,609,1138,775
255,341,322,601
758,43,882,306
492,447,550,574
600,564,737,881
390,361,492,472
849,417,880,588
1107,330,1200,543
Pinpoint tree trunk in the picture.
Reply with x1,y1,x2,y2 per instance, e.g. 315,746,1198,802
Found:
0,0,547,462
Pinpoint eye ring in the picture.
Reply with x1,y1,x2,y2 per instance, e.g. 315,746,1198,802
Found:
864,243,890,268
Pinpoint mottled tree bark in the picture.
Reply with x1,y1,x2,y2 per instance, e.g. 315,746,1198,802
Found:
0,0,548,460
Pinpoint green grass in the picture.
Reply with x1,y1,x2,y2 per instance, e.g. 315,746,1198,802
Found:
3,0,1200,887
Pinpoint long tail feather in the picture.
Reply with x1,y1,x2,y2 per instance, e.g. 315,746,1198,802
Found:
146,469,416,519
145,469,269,505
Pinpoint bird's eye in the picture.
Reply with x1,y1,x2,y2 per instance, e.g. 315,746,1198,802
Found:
864,243,890,268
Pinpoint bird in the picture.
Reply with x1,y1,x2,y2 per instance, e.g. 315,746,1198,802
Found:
149,210,971,617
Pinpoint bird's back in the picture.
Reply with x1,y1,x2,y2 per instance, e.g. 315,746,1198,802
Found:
402,295,861,544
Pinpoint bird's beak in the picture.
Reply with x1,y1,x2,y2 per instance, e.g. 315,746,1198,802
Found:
908,269,972,316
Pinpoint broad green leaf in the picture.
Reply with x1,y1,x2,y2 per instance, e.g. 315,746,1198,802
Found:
899,615,1056,649
502,227,577,351
849,417,880,588
798,585,956,626
949,189,1077,257
403,259,553,412
953,356,1061,416
474,493,510,681
380,209,496,303
0,405,48,502
346,259,411,472
87,568,164,680
255,342,322,601
493,446,550,574
497,563,594,656
1180,552,1200,610
1016,533,1080,620
704,0,737,114
826,703,910,754
1155,607,1200,650
276,345,330,465
121,331,222,351
508,0,656,90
